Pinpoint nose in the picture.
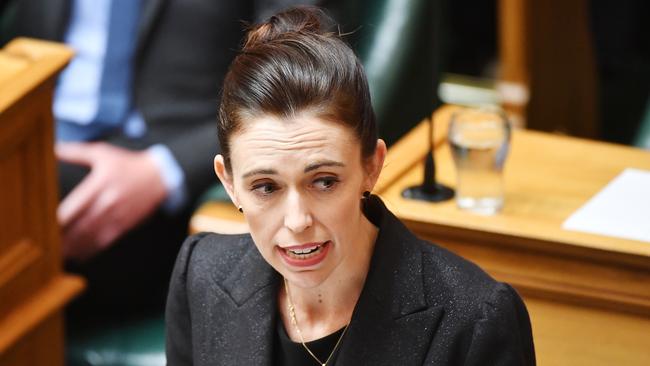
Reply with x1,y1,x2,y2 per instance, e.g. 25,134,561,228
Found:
283,190,312,233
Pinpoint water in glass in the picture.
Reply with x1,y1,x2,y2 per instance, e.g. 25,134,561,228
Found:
449,108,510,215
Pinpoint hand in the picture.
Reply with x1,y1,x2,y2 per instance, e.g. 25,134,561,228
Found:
56,142,168,262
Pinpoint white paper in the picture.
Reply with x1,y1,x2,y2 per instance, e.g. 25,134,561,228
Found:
562,168,650,243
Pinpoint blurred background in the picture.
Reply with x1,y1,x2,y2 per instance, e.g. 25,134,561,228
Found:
439,0,650,147
1,0,649,365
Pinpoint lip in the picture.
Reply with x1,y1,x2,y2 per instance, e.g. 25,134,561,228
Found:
277,241,331,268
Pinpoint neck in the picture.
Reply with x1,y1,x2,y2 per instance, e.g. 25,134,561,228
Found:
281,214,378,341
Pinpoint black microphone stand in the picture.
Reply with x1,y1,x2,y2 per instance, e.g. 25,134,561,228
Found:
401,115,454,202
401,0,454,203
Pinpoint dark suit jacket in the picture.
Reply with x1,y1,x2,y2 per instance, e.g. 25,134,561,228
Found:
166,196,536,365
3,0,316,202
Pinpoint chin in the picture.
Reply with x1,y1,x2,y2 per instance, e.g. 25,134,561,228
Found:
283,270,332,289
276,256,337,289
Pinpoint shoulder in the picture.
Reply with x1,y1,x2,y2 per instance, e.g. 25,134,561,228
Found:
413,236,522,317
172,232,256,283
414,238,534,361
401,237,534,363
417,238,496,298
379,209,526,320
368,195,505,306
176,231,252,259
363,196,534,362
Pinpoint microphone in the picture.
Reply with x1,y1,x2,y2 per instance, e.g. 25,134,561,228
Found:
401,0,454,203
401,114,454,202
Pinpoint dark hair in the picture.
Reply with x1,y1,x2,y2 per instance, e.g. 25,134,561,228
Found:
218,6,377,171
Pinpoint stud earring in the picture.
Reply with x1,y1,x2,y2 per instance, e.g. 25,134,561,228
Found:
238,206,243,213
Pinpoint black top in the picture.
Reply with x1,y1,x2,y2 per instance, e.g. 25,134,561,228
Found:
166,195,536,365
274,321,346,365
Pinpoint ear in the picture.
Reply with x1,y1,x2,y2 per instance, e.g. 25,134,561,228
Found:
214,154,238,206
364,139,387,192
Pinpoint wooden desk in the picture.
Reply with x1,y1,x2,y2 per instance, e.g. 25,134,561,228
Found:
0,38,85,366
191,106,650,365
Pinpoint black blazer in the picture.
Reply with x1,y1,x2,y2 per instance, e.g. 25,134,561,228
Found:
165,196,535,365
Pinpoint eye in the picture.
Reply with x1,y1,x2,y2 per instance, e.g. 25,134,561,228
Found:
313,176,339,191
251,181,278,196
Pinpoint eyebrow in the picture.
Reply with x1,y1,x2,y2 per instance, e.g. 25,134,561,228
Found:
304,160,345,173
242,169,277,179
241,160,345,179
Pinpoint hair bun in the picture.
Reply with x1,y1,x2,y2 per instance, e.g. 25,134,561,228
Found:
243,6,333,50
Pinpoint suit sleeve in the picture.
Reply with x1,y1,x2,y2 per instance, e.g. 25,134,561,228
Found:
165,233,208,365
162,121,220,206
463,283,536,366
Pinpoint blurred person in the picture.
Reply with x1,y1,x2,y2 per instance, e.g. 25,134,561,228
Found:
1,0,316,320
166,7,536,365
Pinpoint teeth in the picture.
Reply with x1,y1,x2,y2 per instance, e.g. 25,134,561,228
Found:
285,243,325,259
289,246,319,254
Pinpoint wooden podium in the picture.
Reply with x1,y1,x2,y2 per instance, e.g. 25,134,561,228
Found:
0,38,85,366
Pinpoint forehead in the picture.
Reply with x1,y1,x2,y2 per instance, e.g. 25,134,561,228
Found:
229,114,359,173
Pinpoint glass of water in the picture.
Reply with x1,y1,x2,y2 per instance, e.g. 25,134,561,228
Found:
448,106,511,215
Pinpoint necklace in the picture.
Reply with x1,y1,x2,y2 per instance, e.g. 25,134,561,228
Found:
284,278,349,366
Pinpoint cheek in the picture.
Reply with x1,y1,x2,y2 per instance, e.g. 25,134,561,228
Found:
244,207,281,252
318,191,363,236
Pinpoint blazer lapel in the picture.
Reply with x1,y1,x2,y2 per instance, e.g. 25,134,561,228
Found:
337,197,444,365
39,0,70,40
215,241,281,365
134,0,167,57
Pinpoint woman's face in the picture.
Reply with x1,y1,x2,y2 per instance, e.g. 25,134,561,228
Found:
215,113,385,289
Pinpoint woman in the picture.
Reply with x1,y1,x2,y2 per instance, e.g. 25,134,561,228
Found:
166,6,535,365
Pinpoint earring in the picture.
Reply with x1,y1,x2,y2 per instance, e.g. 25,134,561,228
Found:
362,191,370,199
238,206,243,213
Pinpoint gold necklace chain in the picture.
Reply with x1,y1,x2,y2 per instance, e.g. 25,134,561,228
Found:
284,278,349,366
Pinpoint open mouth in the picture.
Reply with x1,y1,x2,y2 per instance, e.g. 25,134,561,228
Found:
284,243,326,259
278,241,331,267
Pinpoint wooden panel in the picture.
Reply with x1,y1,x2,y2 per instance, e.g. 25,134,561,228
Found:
497,0,529,124
190,204,248,235
526,296,650,366
0,275,82,358
498,0,598,137
0,314,65,366
0,85,55,319
0,38,84,365
0,39,74,111
0,53,28,86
